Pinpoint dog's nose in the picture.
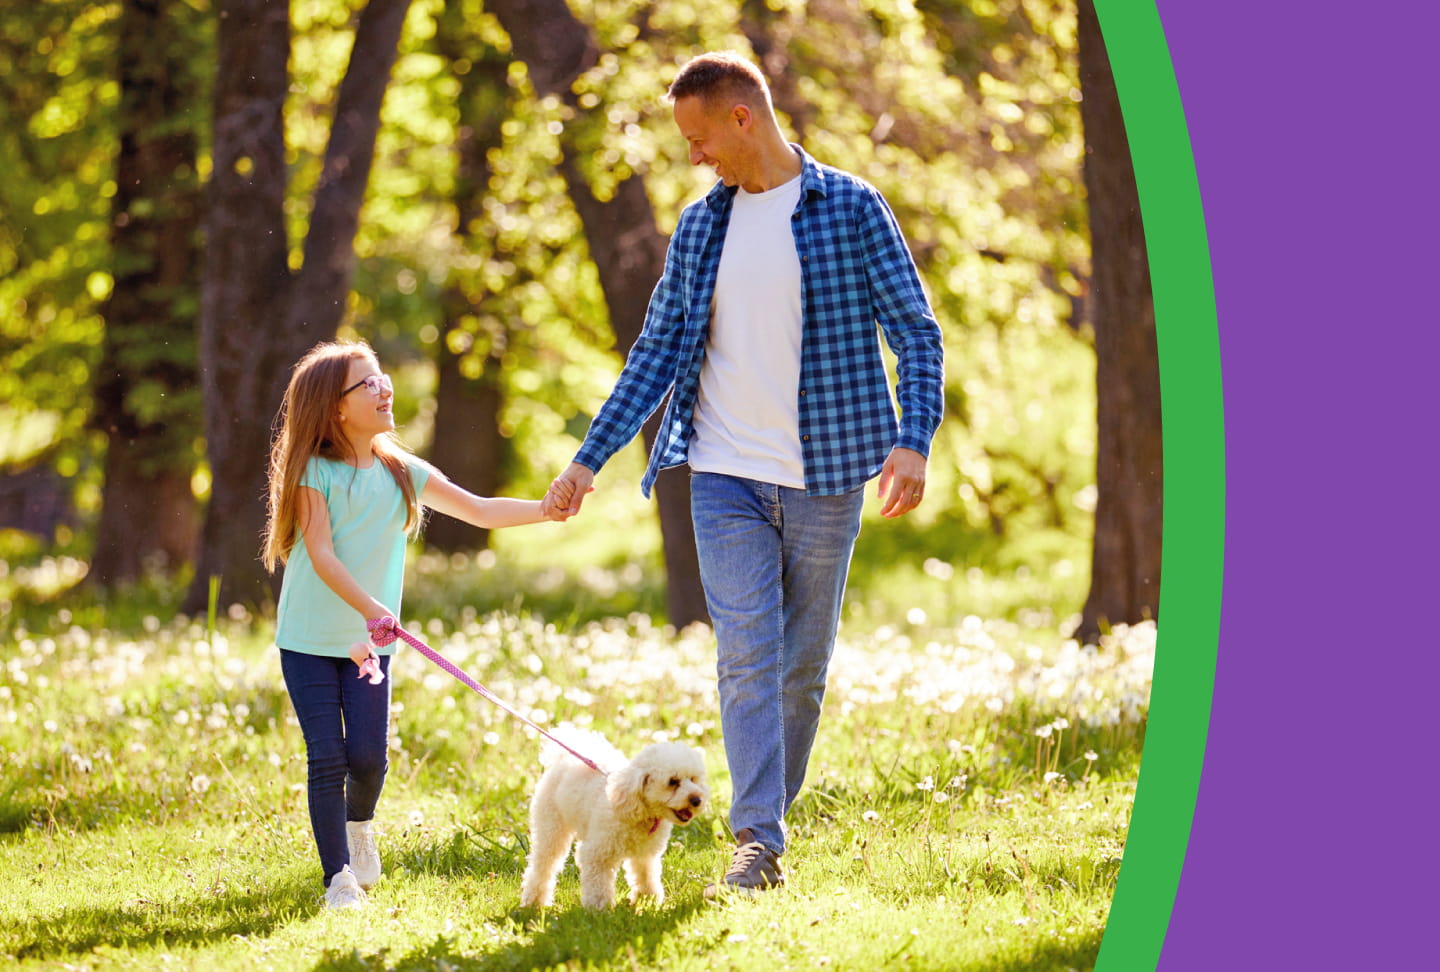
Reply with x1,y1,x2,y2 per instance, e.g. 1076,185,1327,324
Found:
689,795,702,807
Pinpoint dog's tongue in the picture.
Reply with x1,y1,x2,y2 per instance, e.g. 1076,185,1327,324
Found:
676,808,693,823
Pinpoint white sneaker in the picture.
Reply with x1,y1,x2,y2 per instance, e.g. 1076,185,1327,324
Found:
323,865,367,910
346,819,381,889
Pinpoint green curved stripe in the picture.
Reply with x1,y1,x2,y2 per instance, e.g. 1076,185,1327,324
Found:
1090,2,1224,970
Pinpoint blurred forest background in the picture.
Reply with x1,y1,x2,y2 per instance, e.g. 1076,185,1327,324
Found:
0,0,1158,641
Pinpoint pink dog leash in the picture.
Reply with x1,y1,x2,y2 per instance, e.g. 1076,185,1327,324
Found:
359,615,608,777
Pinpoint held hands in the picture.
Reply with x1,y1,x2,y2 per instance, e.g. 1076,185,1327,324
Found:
877,447,929,519
540,463,596,520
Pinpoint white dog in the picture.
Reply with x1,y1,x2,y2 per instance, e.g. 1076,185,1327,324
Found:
519,729,709,910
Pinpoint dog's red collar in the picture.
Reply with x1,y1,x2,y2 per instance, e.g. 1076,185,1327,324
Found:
649,818,660,834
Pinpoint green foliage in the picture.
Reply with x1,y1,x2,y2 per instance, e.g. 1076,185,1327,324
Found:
0,588,1149,969
2,0,1101,614
0,2,117,480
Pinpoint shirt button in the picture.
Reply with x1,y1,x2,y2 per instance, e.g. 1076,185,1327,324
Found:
802,435,811,441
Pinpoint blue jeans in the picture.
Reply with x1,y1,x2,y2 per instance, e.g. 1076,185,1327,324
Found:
280,649,392,885
690,472,865,856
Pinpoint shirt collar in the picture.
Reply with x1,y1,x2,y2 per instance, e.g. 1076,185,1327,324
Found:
703,144,826,213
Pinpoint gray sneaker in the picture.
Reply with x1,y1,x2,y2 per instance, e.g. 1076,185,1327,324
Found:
705,831,785,899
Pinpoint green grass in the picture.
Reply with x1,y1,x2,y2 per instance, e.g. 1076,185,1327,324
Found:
1,547,1145,970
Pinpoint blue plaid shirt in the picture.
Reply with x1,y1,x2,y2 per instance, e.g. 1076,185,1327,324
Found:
575,146,944,497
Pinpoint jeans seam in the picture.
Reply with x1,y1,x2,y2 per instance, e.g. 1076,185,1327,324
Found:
771,514,787,846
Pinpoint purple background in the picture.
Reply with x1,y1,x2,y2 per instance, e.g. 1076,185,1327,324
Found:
1157,2,1437,967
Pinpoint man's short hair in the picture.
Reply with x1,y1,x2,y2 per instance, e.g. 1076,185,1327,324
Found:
667,51,772,112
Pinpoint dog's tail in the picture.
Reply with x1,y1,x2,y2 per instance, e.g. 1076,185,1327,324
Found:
538,724,627,773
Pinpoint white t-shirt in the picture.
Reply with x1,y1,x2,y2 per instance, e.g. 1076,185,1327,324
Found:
688,173,806,488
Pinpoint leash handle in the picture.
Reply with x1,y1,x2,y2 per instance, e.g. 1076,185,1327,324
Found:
366,616,607,776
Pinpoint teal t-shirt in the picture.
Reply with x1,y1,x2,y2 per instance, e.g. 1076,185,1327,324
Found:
275,454,431,657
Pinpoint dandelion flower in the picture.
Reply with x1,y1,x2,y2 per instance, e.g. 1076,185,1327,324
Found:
916,776,935,791
190,775,212,794
934,792,950,803
483,731,500,746
1084,750,1098,761
862,810,881,823
1043,771,1061,784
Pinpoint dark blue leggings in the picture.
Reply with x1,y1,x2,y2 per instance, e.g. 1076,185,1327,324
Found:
280,649,391,886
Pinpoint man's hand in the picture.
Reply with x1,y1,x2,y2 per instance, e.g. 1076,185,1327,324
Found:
541,462,596,519
876,447,928,518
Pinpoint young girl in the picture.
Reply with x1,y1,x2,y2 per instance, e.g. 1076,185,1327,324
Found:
263,340,563,910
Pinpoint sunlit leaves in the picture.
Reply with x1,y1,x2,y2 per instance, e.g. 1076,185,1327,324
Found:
3,0,1102,574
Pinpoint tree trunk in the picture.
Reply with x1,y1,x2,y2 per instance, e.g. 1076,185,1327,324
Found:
188,0,290,612
425,20,510,553
89,0,203,586
185,0,412,613
286,0,412,343
427,340,505,552
488,0,709,628
1076,0,1162,640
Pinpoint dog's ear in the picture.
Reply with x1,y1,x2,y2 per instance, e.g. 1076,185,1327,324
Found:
607,764,650,822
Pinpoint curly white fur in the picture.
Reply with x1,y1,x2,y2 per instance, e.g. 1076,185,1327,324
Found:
519,730,709,910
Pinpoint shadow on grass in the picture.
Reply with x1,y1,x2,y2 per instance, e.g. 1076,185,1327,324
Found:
968,928,1106,972
5,870,318,961
308,897,710,972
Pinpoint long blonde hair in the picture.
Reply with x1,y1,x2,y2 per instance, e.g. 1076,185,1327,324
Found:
262,341,423,572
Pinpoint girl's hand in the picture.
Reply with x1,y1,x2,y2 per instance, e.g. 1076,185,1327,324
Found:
351,615,396,685
350,641,385,684
541,463,595,519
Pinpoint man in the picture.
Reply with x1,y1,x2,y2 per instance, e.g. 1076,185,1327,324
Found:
542,51,944,896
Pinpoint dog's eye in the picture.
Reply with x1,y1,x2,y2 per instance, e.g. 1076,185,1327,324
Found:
668,778,680,787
